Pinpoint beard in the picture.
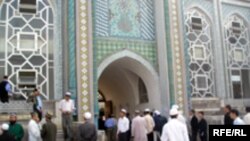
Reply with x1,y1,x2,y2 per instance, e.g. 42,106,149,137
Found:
9,121,16,125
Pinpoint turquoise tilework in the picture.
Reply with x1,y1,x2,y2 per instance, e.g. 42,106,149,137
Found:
95,37,157,67
183,0,214,17
222,4,250,21
68,0,77,100
163,0,175,106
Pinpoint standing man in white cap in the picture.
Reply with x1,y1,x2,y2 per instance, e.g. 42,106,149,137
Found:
117,109,129,141
144,108,155,141
59,92,75,141
161,108,189,141
28,112,42,141
77,112,97,141
0,123,16,141
171,104,187,125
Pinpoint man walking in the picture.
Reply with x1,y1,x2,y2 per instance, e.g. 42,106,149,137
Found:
190,109,198,141
230,109,245,125
153,110,167,141
243,107,250,124
41,112,57,141
0,75,12,103
8,113,24,141
144,108,155,141
77,112,97,141
161,108,189,141
59,92,75,141
223,105,233,125
131,110,147,141
198,111,207,141
28,112,42,141
117,109,129,141
33,88,43,121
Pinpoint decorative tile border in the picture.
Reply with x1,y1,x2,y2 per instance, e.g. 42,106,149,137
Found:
77,0,90,120
168,0,187,113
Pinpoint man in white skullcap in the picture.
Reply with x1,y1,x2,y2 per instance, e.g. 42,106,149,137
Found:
153,110,167,141
144,108,155,141
161,108,189,141
171,104,187,125
77,112,97,141
0,123,15,141
117,109,129,141
59,92,76,141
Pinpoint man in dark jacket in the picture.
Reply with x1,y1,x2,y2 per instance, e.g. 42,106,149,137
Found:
77,112,97,141
153,110,167,141
0,75,12,103
41,112,57,141
190,109,198,141
224,105,233,125
198,111,207,141
0,123,16,141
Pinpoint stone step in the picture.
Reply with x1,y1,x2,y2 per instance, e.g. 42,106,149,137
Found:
0,100,33,114
191,98,221,109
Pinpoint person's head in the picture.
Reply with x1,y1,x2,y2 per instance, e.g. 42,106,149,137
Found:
3,75,8,80
1,123,9,132
31,112,39,122
245,107,250,113
108,114,114,118
33,88,40,96
84,112,92,121
224,105,232,113
135,110,140,116
65,92,71,101
144,108,151,115
198,111,204,119
45,112,52,121
189,109,195,116
171,104,179,110
154,110,161,116
120,109,127,118
169,108,178,119
9,113,17,125
230,109,239,120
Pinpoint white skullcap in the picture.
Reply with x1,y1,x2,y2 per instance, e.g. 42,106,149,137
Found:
65,92,71,96
144,108,151,112
170,108,178,116
154,110,161,115
121,109,127,113
171,104,179,110
1,123,9,130
84,112,92,120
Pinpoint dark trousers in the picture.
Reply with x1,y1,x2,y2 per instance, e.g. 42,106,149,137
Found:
33,105,42,121
118,132,127,141
106,127,116,141
147,132,154,141
62,113,73,141
192,130,198,141
200,135,207,141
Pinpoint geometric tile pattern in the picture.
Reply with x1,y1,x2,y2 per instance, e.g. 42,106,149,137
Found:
78,0,90,116
0,0,54,99
185,8,215,98
95,37,157,67
94,0,155,40
222,4,250,21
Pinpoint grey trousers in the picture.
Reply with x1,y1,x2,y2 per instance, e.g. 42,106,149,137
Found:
62,113,73,141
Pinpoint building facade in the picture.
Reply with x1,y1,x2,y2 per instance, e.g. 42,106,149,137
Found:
0,0,250,122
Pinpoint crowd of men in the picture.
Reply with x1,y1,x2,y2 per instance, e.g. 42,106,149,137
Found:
1,75,250,141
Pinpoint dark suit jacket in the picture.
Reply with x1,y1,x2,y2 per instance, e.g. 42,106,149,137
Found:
191,115,199,132
224,112,233,125
0,131,16,141
198,119,207,137
78,121,97,141
41,121,57,141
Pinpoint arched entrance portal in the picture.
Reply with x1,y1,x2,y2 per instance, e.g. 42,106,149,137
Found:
98,50,161,117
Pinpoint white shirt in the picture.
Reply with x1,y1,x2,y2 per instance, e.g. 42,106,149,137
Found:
59,99,75,113
117,116,129,133
233,117,245,125
244,113,250,124
28,119,41,141
161,119,189,141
